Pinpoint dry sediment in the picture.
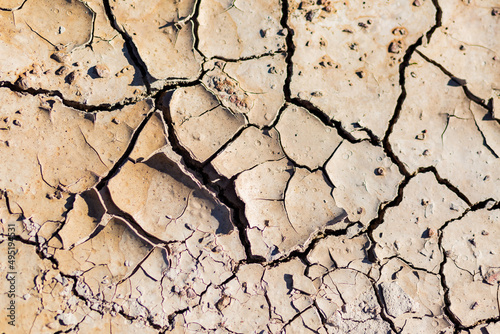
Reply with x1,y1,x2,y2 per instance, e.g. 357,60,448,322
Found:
0,0,499,333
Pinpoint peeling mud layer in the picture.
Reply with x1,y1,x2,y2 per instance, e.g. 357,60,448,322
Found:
0,0,499,333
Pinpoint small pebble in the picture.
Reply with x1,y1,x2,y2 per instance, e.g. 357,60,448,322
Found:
50,52,69,64
15,76,29,90
65,71,77,84
94,64,110,78
388,41,402,53
305,10,316,21
55,66,69,76
186,288,196,299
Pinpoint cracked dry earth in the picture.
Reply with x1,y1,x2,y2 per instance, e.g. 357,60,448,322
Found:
0,0,499,333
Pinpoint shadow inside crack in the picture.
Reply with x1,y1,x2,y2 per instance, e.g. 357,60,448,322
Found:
121,44,149,87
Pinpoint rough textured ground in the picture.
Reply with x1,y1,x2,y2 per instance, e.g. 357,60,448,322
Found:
0,0,499,333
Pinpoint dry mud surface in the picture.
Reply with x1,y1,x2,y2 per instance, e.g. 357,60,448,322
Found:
0,0,499,333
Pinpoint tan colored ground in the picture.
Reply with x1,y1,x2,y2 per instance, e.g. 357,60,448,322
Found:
0,0,499,333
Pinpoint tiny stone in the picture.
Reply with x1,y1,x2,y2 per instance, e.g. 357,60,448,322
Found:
15,76,29,90
186,288,196,299
13,119,21,126
30,64,42,76
277,28,286,36
492,7,499,16
58,26,66,34
413,0,422,7
392,27,406,36
65,71,77,84
388,41,402,53
39,101,53,111
374,167,385,176
94,64,110,78
485,270,500,284
305,10,316,22
57,313,77,326
55,66,69,76
50,52,69,64
216,295,231,311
